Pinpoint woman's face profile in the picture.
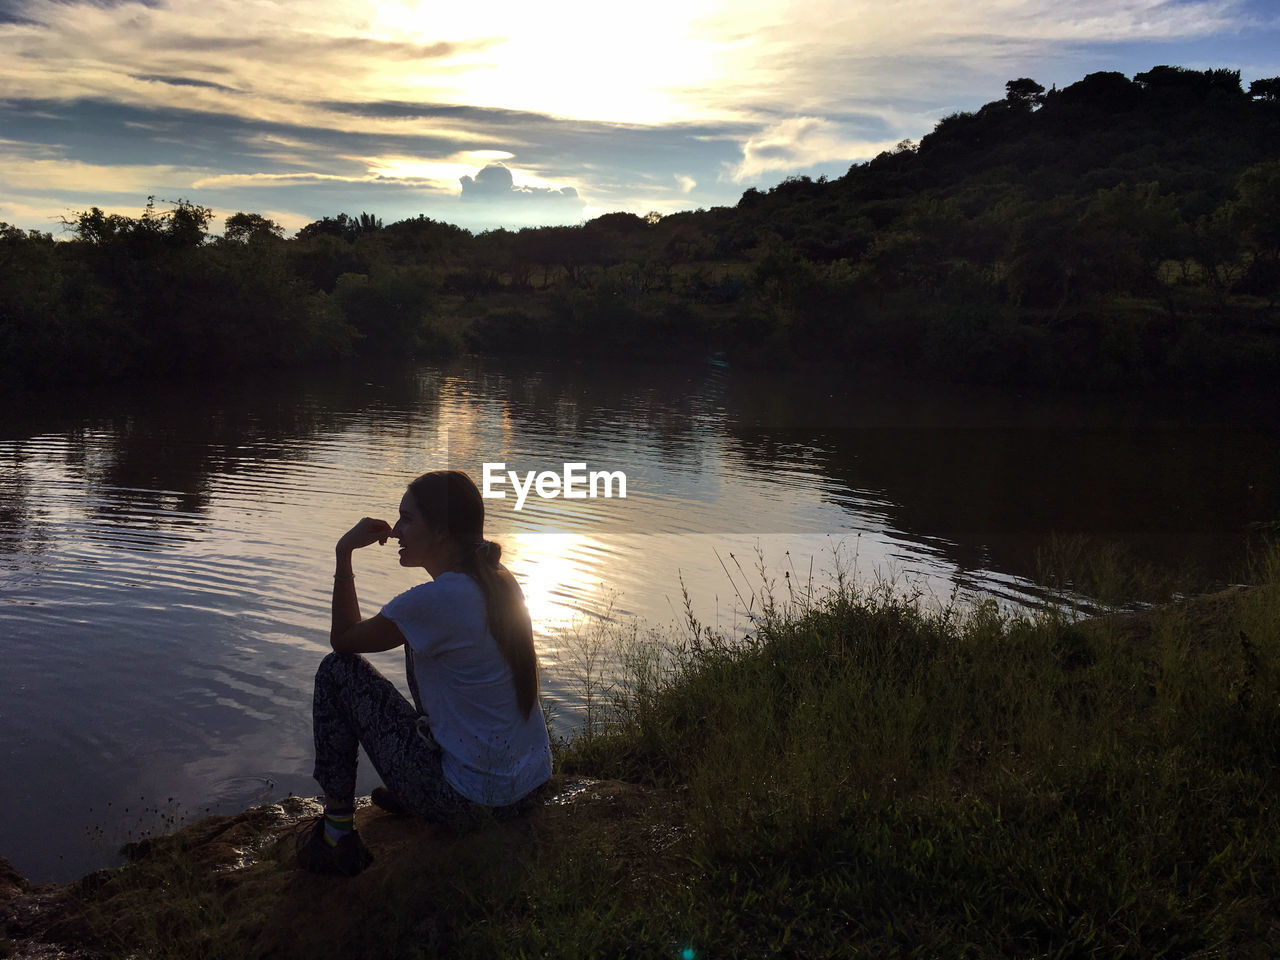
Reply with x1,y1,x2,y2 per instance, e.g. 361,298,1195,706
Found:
392,491,439,569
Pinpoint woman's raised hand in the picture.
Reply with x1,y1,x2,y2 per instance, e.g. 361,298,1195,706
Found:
337,517,394,553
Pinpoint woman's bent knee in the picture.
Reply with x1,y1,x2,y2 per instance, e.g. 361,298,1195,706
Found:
314,650,370,689
317,650,365,672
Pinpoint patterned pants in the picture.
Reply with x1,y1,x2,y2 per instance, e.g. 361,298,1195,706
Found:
311,651,479,824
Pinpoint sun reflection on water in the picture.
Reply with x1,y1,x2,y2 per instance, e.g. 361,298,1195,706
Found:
503,531,610,639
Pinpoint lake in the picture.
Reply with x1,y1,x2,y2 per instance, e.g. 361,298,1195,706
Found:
1,356,1275,883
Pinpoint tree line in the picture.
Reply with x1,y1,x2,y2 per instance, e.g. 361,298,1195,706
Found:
2,64,1279,391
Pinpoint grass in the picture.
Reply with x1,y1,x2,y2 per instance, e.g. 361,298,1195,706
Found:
9,542,1279,958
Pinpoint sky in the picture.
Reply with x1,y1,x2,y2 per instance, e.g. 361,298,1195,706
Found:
1,0,1278,237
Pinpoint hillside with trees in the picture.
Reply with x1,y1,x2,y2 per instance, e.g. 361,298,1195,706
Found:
2,65,1278,391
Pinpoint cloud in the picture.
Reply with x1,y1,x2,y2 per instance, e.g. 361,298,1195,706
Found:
460,163,516,196
458,163,582,226
0,0,1263,134
131,73,237,93
678,0,1258,124
0,93,751,230
0,135,61,158
729,117,900,182
0,0,36,24
190,171,409,189
0,197,77,230
676,175,696,193
0,0,505,126
192,162,478,197
0,150,208,193
311,99,557,127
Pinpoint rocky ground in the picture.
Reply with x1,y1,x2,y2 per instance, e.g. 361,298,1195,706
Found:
0,777,653,959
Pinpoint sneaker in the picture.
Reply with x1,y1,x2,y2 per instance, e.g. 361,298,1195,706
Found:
371,785,410,816
295,816,374,877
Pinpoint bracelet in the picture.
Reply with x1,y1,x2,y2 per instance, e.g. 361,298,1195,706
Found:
333,573,355,581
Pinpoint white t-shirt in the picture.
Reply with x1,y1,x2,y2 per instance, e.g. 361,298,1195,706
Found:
381,571,552,806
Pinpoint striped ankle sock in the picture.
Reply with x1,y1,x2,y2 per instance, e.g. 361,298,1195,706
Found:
323,809,354,847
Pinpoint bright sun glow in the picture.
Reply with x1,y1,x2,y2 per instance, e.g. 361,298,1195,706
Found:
365,0,725,124
359,156,481,190
505,532,609,636
363,150,516,184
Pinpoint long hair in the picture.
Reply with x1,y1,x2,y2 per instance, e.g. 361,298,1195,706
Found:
407,470,538,719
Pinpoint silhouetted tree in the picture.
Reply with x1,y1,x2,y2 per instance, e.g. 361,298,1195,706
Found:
163,199,212,248
223,212,284,244
296,213,375,243
1056,71,1139,112
1250,78,1280,101
66,207,130,245
1005,78,1046,111
382,215,470,268
1134,66,1244,105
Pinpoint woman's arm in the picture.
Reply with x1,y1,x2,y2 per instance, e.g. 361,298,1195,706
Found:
330,518,407,655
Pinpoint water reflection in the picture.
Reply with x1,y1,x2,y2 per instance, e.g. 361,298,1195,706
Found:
0,356,1276,885
724,423,1280,588
505,532,613,634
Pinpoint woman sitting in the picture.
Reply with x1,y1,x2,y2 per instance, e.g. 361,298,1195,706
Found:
298,469,552,876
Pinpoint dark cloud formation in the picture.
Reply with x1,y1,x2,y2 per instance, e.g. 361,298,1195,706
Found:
0,0,34,24
0,97,464,170
1,0,162,19
0,95,750,182
308,97,763,187
458,163,582,228
751,143,793,162
308,36,480,60
132,74,238,92
313,99,553,126
1,93,748,183
159,33,479,58
461,163,515,194
0,92,750,231
461,162,578,200
157,35,272,53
